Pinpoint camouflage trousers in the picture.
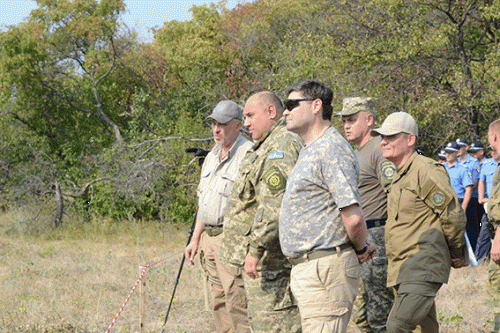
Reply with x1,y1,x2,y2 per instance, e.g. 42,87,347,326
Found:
487,242,500,316
241,252,301,333
352,226,394,333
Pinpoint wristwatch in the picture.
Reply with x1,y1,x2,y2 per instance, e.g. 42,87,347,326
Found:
355,243,368,255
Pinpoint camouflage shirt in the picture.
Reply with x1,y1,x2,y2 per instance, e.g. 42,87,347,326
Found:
386,152,466,287
279,126,360,259
487,167,500,226
220,117,303,266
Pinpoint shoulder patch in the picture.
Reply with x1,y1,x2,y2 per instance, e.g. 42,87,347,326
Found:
431,191,445,207
262,166,286,194
381,161,396,181
268,152,284,160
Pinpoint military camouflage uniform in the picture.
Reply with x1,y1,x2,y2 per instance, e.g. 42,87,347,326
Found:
486,167,500,331
280,126,362,332
352,136,395,333
220,117,303,333
386,152,466,332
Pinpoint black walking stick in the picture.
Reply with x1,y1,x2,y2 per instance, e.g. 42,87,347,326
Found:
161,209,198,332
161,147,208,332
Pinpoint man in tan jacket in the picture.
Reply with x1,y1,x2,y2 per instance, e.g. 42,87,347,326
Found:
371,112,467,332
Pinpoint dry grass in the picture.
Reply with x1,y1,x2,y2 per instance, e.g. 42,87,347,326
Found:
0,209,494,332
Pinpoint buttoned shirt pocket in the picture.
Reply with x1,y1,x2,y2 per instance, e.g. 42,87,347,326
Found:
197,168,212,197
396,188,417,223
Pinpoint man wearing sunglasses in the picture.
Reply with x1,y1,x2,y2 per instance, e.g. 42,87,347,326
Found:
339,97,395,333
371,112,467,332
220,91,303,333
279,80,376,332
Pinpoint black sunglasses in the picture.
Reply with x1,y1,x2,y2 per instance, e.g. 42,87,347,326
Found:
283,98,316,110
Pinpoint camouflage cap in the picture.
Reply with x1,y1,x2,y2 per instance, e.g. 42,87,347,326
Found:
337,97,376,116
371,112,418,137
206,100,243,124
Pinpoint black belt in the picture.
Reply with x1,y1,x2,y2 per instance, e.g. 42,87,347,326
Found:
366,219,386,229
204,225,223,237
287,243,352,266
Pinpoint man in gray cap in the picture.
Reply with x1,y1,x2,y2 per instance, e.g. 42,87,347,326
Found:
371,112,467,332
339,97,395,333
185,100,252,333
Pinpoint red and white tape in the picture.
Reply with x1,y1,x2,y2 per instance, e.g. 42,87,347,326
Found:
105,257,171,333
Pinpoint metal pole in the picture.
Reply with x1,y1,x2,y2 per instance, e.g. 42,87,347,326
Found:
160,210,197,333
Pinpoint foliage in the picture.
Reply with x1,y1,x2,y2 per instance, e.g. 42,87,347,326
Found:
1,0,500,227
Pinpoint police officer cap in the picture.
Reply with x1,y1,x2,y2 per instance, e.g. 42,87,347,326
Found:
444,141,459,153
469,140,484,152
371,112,418,137
438,149,446,159
338,97,376,116
206,100,243,124
456,138,468,147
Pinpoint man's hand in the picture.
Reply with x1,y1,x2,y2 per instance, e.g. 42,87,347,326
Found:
451,258,468,268
244,254,260,279
492,240,500,264
357,241,377,264
184,242,198,265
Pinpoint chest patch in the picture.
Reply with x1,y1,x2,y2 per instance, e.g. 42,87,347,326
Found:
381,161,396,181
431,191,445,207
268,152,284,160
263,166,286,194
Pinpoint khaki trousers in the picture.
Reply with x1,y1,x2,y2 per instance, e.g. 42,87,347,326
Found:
200,232,251,333
290,249,361,333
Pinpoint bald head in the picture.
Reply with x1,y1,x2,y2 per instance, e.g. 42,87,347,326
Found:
244,91,284,140
488,119,500,153
249,91,284,117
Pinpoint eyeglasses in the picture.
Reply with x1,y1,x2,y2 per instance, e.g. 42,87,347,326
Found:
283,98,316,110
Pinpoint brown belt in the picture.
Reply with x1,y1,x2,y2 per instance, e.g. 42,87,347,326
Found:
204,225,223,237
287,243,352,266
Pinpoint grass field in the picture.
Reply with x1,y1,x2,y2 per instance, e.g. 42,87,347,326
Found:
0,210,494,332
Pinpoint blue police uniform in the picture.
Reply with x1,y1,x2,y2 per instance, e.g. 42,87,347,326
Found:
444,162,474,200
459,153,482,250
475,157,499,261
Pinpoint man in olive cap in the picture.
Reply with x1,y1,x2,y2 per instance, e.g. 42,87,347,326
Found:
185,100,252,333
372,112,467,332
339,97,395,333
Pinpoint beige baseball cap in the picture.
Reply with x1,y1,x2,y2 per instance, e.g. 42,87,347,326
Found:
371,112,418,137
337,97,376,116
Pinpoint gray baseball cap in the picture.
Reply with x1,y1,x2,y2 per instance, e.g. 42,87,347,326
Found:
371,112,418,137
338,97,376,116
206,100,243,124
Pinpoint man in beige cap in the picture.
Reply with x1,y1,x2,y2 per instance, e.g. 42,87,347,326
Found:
185,100,252,333
371,112,467,332
339,97,395,333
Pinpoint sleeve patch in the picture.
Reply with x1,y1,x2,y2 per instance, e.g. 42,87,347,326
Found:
262,166,286,194
268,152,284,160
431,191,446,207
381,161,396,181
